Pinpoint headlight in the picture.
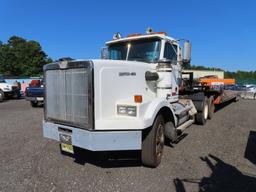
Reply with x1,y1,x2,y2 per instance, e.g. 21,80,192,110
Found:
117,105,137,116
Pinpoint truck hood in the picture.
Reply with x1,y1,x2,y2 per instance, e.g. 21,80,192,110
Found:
0,82,13,90
91,59,157,122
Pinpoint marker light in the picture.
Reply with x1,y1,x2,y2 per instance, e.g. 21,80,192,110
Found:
113,32,122,40
134,95,142,103
151,32,167,35
146,27,153,34
127,33,142,37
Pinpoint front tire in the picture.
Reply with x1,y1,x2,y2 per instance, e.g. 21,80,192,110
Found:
141,115,165,168
0,90,4,102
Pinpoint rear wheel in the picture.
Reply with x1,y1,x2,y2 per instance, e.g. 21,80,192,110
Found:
0,90,4,102
208,97,215,119
141,115,165,168
30,101,38,107
235,95,240,102
195,97,208,125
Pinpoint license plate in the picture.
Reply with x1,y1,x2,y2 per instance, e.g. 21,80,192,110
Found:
60,143,74,154
59,134,73,154
37,97,43,101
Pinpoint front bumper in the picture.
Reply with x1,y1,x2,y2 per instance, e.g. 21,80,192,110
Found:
4,90,21,98
43,121,142,151
4,91,14,97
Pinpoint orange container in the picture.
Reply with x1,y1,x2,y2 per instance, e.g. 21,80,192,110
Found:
199,78,235,85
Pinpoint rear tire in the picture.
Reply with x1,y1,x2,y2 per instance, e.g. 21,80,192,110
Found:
195,97,208,125
235,95,240,102
208,97,215,119
30,101,38,107
141,115,165,168
0,90,4,102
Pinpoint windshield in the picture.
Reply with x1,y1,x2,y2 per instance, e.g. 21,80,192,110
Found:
108,38,161,63
0,75,6,83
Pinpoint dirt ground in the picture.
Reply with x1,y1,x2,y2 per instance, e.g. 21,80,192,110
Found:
0,99,255,192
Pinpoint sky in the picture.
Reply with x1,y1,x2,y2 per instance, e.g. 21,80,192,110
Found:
0,0,256,71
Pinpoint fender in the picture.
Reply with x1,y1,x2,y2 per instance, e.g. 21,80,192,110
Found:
143,98,178,127
185,92,205,112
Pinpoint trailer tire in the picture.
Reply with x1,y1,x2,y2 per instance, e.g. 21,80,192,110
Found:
0,89,4,102
208,97,215,119
235,95,240,102
195,97,208,125
30,101,38,107
141,114,165,168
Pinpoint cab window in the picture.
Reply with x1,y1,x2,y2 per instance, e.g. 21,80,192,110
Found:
108,38,161,63
164,42,177,62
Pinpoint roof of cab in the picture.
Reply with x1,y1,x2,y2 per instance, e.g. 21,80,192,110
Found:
105,33,177,45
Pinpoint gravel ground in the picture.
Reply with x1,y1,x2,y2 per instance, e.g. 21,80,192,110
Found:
0,99,255,192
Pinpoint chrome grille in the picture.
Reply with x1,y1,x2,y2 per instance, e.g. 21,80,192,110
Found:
45,61,93,129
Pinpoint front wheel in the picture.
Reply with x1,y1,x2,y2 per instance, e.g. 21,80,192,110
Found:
141,115,165,168
0,90,4,102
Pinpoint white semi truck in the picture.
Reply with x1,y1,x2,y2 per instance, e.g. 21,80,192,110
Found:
0,75,21,101
43,30,222,167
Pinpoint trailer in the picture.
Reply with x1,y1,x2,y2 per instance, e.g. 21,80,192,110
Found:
180,73,238,124
42,29,238,167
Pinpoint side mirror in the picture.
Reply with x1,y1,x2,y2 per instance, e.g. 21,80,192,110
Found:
101,47,109,59
183,41,191,64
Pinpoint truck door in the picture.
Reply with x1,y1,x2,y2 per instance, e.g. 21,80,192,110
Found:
164,42,179,99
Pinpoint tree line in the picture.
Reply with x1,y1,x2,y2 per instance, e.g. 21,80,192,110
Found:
0,36,255,84
184,64,256,84
0,36,52,77
225,71,256,84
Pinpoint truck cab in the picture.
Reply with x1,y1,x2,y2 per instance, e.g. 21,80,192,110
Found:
105,32,184,102
0,75,21,101
43,30,197,167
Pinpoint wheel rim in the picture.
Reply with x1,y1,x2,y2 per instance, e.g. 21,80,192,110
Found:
156,122,164,158
204,103,208,120
0,92,3,100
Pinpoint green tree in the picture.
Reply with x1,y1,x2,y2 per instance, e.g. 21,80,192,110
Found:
182,63,256,85
0,36,52,76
